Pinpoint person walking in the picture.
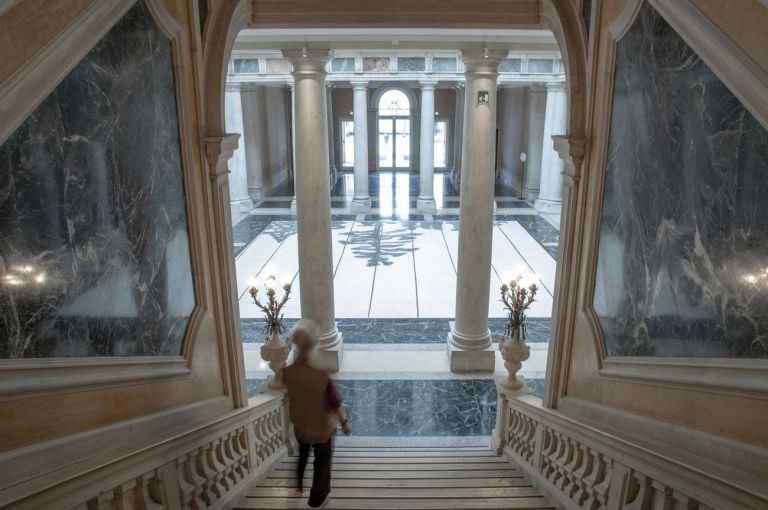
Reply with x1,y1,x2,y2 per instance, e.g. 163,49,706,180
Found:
283,319,350,508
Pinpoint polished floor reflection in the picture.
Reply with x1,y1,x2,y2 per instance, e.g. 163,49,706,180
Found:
236,170,559,437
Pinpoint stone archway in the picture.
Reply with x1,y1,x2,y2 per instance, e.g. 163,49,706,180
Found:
200,0,589,409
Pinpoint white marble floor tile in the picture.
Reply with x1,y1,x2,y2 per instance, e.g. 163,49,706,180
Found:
240,227,301,318
413,227,457,318
489,223,553,318
333,221,378,318
498,222,557,296
439,221,460,271
368,221,418,317
234,231,283,298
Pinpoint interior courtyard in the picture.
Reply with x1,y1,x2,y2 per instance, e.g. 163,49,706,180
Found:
1,0,766,509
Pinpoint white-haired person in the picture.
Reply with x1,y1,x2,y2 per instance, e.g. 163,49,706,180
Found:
283,319,350,508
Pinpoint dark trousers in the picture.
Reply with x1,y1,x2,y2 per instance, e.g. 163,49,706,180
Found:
296,436,333,507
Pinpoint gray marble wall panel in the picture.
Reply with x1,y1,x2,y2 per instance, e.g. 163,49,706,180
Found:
593,2,768,358
0,1,195,358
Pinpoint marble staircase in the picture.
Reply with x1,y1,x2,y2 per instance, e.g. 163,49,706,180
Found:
232,444,554,509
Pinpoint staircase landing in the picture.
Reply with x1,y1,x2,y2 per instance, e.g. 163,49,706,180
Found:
234,445,554,509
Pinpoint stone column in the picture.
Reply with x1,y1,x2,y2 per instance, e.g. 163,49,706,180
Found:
241,85,265,202
289,82,298,213
225,84,253,217
417,80,438,212
534,83,568,213
449,50,505,372
351,80,371,212
523,85,547,201
283,49,342,371
451,83,465,188
326,84,337,186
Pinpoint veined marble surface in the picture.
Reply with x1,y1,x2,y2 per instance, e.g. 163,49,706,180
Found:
246,378,546,436
0,1,194,358
594,2,768,358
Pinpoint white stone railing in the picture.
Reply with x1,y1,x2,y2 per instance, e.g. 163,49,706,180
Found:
493,386,768,510
6,392,292,510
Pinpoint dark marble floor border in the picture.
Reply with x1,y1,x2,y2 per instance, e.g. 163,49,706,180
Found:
245,378,545,436
240,317,550,344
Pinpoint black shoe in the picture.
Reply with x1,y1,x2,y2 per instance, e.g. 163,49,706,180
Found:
308,496,330,508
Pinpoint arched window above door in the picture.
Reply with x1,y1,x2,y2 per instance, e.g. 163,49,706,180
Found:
378,89,410,116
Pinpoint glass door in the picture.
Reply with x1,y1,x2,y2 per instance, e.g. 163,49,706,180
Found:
394,118,410,169
434,120,447,168
378,118,394,168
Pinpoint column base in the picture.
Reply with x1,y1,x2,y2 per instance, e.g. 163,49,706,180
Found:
315,332,343,373
416,196,437,213
447,339,495,372
522,186,539,201
230,197,253,217
534,197,562,213
351,197,372,213
248,187,264,202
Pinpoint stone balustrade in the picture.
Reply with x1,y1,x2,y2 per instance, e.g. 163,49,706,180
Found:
7,393,292,510
492,385,766,510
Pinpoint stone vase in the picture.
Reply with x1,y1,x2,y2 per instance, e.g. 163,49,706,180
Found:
499,326,530,391
260,331,290,389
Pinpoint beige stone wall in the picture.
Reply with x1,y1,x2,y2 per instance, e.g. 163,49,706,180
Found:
560,0,768,448
0,0,238,453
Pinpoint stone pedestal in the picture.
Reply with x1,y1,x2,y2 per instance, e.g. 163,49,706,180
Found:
448,50,505,373
534,83,567,213
351,80,371,213
284,49,342,371
417,80,438,213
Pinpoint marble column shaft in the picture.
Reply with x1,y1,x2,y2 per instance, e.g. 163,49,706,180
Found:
241,85,265,202
326,84,337,185
284,50,342,370
351,80,371,212
534,83,568,212
224,84,252,215
289,82,298,212
417,80,438,213
449,50,505,372
523,85,547,200
451,84,465,187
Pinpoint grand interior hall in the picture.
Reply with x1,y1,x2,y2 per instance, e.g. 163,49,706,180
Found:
1,1,766,509
227,28,567,436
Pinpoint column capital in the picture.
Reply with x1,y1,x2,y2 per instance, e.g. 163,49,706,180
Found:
419,79,438,89
350,79,369,90
225,82,242,92
203,135,239,182
460,49,506,74
282,49,330,74
546,82,568,93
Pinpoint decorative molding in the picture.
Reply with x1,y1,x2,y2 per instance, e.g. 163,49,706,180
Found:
580,0,768,397
650,0,768,130
599,357,768,397
204,135,240,181
0,0,214,400
0,0,136,144
494,390,768,510
0,357,190,399
0,393,292,509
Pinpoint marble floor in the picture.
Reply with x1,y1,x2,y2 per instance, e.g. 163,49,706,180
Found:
236,171,559,438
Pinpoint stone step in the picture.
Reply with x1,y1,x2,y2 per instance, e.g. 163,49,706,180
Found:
234,445,553,510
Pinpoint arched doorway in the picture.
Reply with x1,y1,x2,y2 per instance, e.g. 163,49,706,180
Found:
376,89,412,170
202,0,589,410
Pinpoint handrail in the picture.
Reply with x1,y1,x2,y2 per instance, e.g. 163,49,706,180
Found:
493,382,768,510
3,391,292,510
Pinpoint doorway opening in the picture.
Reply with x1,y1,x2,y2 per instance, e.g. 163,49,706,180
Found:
377,89,411,170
